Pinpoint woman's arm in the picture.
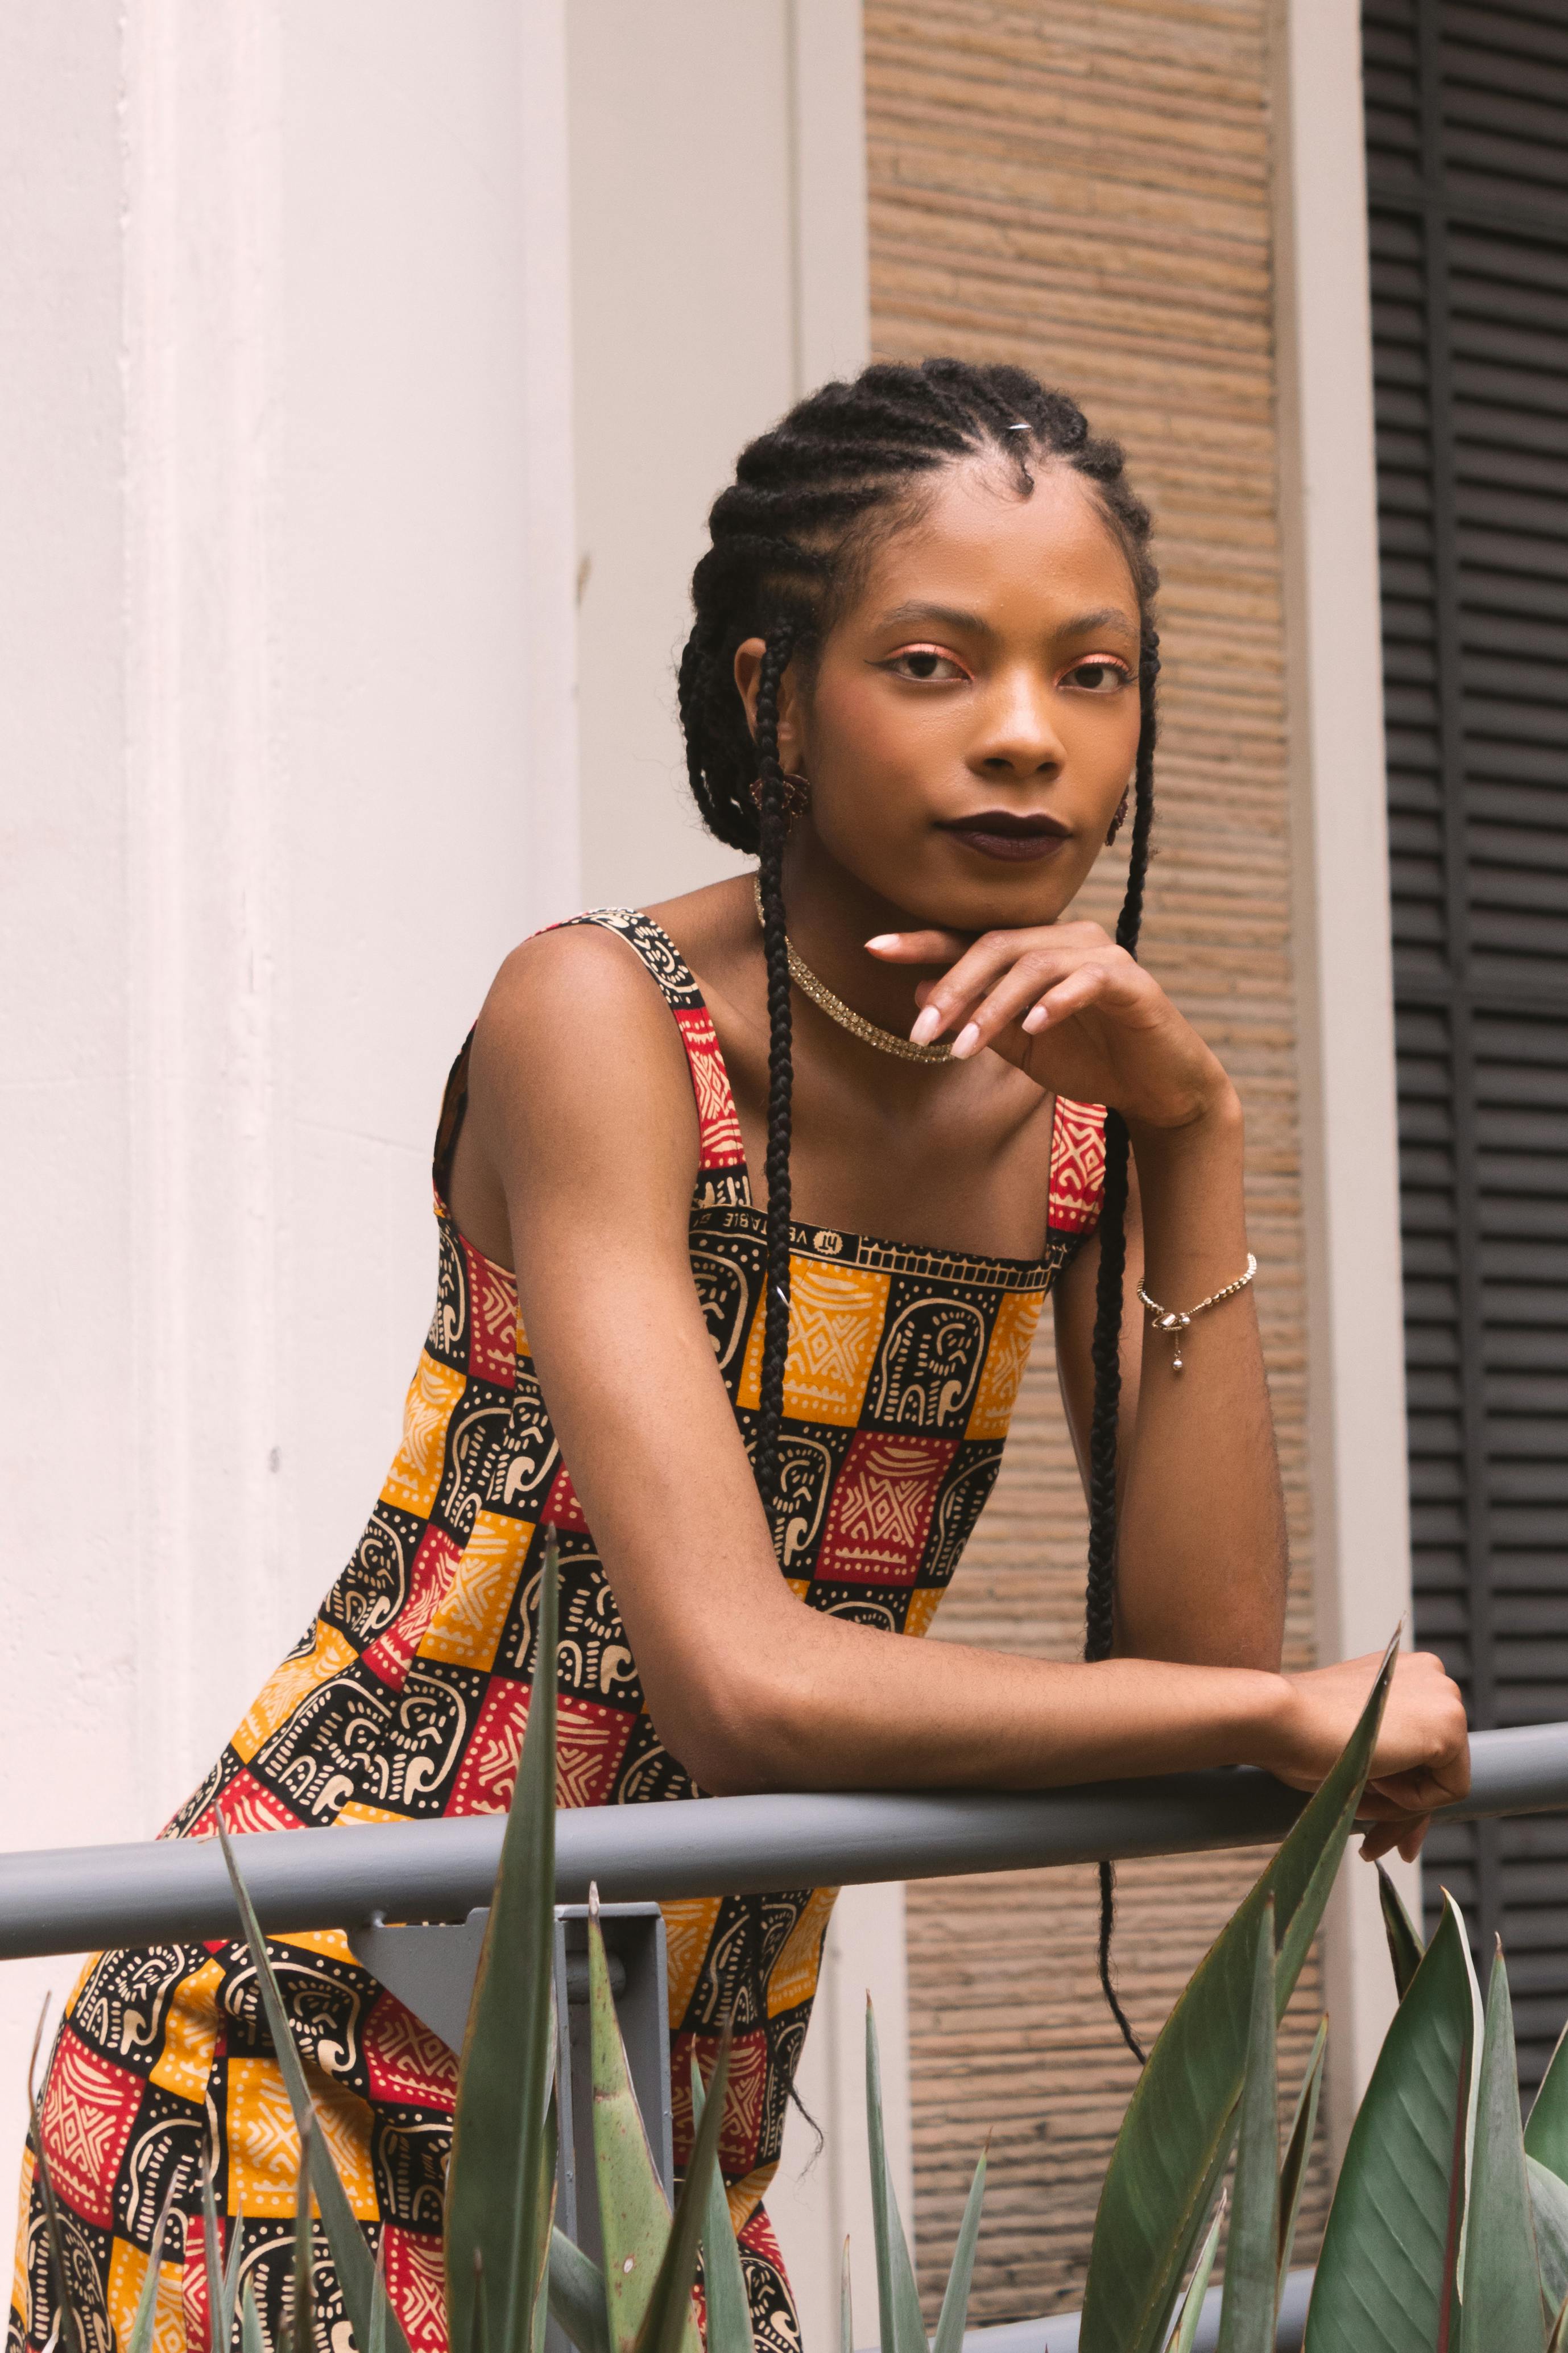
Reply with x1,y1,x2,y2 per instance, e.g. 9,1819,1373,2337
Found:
464,928,1466,1852
1053,1089,1289,1670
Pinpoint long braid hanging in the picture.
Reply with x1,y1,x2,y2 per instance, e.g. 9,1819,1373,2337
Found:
751,624,799,1518
1083,635,1160,2067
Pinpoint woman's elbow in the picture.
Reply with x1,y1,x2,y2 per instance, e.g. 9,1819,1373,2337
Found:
651,1662,808,1798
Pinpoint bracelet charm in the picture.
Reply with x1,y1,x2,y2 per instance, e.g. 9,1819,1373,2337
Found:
1137,1252,1257,1373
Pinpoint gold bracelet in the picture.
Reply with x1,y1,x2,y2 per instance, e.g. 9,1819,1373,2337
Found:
1136,1253,1257,1374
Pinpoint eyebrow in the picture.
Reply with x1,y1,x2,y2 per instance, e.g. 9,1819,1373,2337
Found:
874,600,1139,640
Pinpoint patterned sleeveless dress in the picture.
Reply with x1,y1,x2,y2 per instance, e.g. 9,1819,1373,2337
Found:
11,910,1105,2353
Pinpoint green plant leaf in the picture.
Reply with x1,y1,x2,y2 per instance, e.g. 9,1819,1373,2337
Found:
691,2055,753,2353
1304,1891,1480,2352
1528,2020,1568,2187
370,2243,389,2353
589,1892,698,2353
1079,1636,1397,2353
531,2096,560,2353
201,2157,226,2353
1463,1947,1548,2351
446,1533,561,2353
288,2130,314,2353
217,1821,414,2353
1216,1899,1280,2353
125,2190,176,2353
1170,2199,1225,2353
630,2033,730,2353
27,2004,83,2353
222,2204,246,2352
1377,1864,1426,2003
241,2280,265,2353
1552,2285,1568,2353
840,2239,853,2353
549,2231,610,2353
867,1997,925,2353
932,2148,986,2353
1277,2016,1327,2301
1532,2160,1568,2325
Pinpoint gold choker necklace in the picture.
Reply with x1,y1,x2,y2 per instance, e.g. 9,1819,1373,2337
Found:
752,877,953,1065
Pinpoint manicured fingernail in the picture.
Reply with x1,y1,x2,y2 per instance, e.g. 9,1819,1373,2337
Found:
864,934,899,951
909,1006,944,1046
1021,1005,1048,1034
950,1023,981,1059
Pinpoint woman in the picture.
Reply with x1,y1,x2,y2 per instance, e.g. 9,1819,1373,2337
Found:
12,361,1468,2353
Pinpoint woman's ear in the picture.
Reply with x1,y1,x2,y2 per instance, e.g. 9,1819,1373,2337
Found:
732,638,805,764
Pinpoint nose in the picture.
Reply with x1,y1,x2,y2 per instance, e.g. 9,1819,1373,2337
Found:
970,666,1066,779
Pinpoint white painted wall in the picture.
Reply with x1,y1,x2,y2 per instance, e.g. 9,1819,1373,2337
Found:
1269,0,1420,2155
0,0,577,2145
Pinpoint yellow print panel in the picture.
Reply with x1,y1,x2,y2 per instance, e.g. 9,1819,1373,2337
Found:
380,1353,467,1517
965,1287,1046,1441
737,1260,890,1427
420,1510,534,1673
230,1622,357,1765
148,1959,224,2103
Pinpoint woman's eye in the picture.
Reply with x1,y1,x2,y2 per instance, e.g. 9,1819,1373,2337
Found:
887,646,967,682
1064,659,1131,693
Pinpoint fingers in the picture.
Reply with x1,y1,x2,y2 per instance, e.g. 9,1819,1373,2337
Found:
864,928,970,965
918,939,1136,1058
1359,1815,1430,1865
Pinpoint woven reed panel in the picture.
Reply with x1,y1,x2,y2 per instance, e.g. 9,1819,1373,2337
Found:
863,0,1328,2323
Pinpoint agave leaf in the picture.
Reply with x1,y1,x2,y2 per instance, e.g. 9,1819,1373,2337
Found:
1304,1891,1480,2352
530,2096,560,2353
125,2190,176,2353
1079,1635,1398,2353
1170,2199,1225,2353
27,1999,83,2353
589,1895,698,2353
549,2231,610,2353
289,2132,314,2353
840,2239,853,2353
931,2148,987,2353
691,2055,754,2353
222,2206,247,2353
1552,2286,1568,2353
1377,1865,1426,2003
867,1997,925,2353
628,2033,731,2353
217,1822,413,2353
1528,2018,1568,2187
1532,2160,1568,2323
1463,1948,1547,2350
201,2157,226,2353
447,1535,561,2353
1215,1900,1280,2353
241,2282,265,2353
1276,2016,1327,2300
370,2243,390,2353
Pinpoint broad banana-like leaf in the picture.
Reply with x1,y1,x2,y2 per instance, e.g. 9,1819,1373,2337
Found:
589,1894,700,2353
124,2191,176,2353
217,1823,414,2353
840,2239,853,2353
690,2055,754,2353
1215,1900,1280,2353
1377,1865,1425,2003
867,1998,925,2353
1170,2201,1224,2353
1531,2161,1568,2321
447,1535,561,2353
241,2281,265,2353
1277,2017,1327,2301
1305,1892,1480,2352
1079,1637,1397,2353
549,2231,610,2353
1462,1948,1547,2351
1528,2018,1568,2186
630,2034,731,2353
931,2148,987,2353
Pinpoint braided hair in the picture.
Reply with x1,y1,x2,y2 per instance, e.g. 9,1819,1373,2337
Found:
677,360,1159,2063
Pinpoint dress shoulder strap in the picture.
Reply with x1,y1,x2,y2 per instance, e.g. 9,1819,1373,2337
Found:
563,908,751,1199
1048,1095,1107,1240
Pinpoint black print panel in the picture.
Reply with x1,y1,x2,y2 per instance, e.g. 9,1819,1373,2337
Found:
800,1581,912,1634
424,1216,469,1372
614,1710,698,1805
483,1368,560,1520
772,1421,855,1577
322,1503,427,1650
860,1277,996,1435
71,1945,201,2080
920,1441,1007,1591
372,2109,450,2234
433,1377,514,1545
690,1232,764,1385
222,1937,374,2088
114,2086,204,2248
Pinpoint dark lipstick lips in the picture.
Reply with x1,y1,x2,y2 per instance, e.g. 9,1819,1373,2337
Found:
938,811,1072,864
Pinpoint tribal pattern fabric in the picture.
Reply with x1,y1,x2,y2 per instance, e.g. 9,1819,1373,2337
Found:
10,909,1104,2353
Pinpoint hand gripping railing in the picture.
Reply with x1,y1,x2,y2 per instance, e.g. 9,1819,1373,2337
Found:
0,1719,1565,1959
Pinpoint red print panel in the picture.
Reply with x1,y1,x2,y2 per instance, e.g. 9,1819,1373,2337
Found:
815,1430,954,1586
189,1770,304,1840
381,2227,449,2353
542,1466,589,1531
672,2029,768,2179
446,1678,530,1816
364,1992,458,2109
673,1007,746,1167
1048,1096,1107,1235
464,1236,519,1387
41,2029,143,2228
362,1525,460,1689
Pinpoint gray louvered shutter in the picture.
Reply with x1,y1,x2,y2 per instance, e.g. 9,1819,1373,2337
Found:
1364,0,1568,2088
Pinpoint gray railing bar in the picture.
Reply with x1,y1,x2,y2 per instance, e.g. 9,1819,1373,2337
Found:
1,1719,1563,1963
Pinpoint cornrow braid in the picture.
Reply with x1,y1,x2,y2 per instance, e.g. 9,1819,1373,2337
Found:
676,360,1160,2069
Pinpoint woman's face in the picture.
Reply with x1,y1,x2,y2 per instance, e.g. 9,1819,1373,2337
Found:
754,455,1144,931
